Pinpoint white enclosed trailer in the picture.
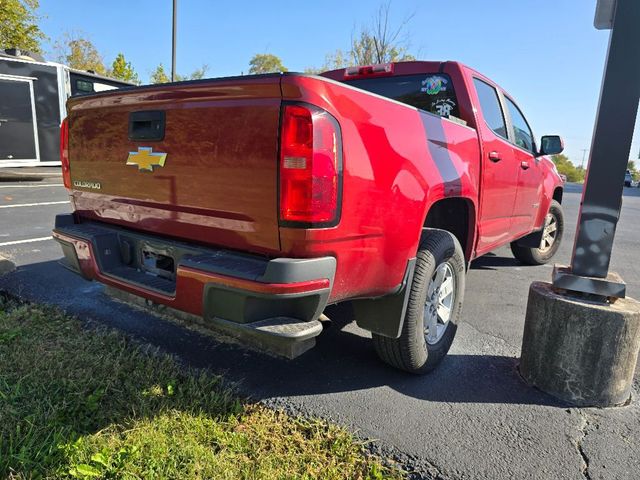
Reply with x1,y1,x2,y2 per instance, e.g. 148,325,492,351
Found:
0,49,133,168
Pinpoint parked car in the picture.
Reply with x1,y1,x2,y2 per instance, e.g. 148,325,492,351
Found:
624,169,633,187
53,61,565,373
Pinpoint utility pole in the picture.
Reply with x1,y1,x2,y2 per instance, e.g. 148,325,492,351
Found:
519,0,640,408
171,0,177,82
561,0,640,286
580,148,588,170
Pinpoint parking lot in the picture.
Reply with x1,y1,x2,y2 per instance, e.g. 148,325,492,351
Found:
1,172,639,479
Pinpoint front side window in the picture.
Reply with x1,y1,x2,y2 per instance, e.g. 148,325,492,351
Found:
505,97,535,153
473,78,507,139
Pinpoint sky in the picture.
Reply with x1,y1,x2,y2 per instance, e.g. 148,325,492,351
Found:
38,0,640,167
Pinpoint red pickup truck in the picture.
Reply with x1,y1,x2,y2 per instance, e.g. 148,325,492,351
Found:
54,61,565,373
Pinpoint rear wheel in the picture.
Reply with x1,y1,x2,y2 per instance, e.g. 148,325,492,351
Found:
372,229,465,374
510,200,564,265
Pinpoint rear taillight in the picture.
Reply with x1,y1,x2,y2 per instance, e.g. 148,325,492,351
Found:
279,104,342,226
60,117,71,189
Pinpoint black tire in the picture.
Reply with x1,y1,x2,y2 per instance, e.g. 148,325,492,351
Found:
372,229,465,374
510,200,564,265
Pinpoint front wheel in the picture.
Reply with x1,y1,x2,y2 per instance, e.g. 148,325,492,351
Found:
372,229,466,374
510,199,564,265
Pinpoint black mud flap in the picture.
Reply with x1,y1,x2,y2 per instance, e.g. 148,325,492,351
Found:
352,258,416,339
516,228,544,248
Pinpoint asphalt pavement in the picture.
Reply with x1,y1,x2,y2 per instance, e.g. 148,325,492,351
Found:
1,176,639,480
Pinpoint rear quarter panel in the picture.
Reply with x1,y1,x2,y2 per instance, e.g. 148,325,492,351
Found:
280,75,480,302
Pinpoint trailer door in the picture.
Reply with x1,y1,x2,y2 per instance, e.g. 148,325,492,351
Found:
0,76,39,162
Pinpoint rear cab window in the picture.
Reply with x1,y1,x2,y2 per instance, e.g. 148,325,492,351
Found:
346,73,464,122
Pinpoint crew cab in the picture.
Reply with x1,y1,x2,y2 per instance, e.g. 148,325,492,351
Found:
54,61,565,373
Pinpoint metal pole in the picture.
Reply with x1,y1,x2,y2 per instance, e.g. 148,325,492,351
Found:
567,0,640,283
171,0,177,82
580,149,588,170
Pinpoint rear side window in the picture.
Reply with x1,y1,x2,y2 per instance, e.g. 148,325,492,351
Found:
504,96,535,153
347,73,461,120
473,78,507,139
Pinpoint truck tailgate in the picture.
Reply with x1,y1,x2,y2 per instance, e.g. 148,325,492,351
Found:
66,75,283,254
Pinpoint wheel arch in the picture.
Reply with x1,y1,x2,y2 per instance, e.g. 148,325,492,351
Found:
422,197,477,261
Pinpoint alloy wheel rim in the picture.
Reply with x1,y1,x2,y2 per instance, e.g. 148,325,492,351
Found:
539,213,558,253
424,262,455,345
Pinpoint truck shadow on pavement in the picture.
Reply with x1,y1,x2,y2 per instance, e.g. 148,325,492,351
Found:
2,260,567,410
470,252,526,270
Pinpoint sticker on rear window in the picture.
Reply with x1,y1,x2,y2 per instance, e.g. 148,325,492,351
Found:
421,76,448,95
431,98,456,117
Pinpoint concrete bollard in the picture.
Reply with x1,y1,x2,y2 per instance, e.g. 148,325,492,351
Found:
0,255,15,276
520,282,640,407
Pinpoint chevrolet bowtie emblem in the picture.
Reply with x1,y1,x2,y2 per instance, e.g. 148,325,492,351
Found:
126,147,167,172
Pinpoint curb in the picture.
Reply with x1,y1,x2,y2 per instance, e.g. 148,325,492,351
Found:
0,255,16,276
0,168,62,182
0,174,47,182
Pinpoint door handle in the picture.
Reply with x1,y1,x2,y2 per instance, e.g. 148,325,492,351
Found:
129,110,165,141
521,161,530,170
488,151,501,163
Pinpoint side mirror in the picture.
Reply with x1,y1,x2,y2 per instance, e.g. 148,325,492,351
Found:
539,135,564,156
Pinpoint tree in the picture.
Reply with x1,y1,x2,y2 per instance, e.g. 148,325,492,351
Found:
150,63,170,84
110,53,139,84
177,64,209,81
150,63,209,84
552,154,585,183
0,0,46,53
248,54,288,74
305,49,353,74
356,2,415,64
56,33,106,75
306,2,415,73
628,160,638,180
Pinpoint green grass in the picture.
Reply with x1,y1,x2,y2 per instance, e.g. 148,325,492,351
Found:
0,296,402,479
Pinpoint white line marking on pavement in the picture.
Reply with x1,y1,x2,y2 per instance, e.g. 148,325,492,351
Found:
0,184,64,189
0,201,69,209
0,236,53,247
